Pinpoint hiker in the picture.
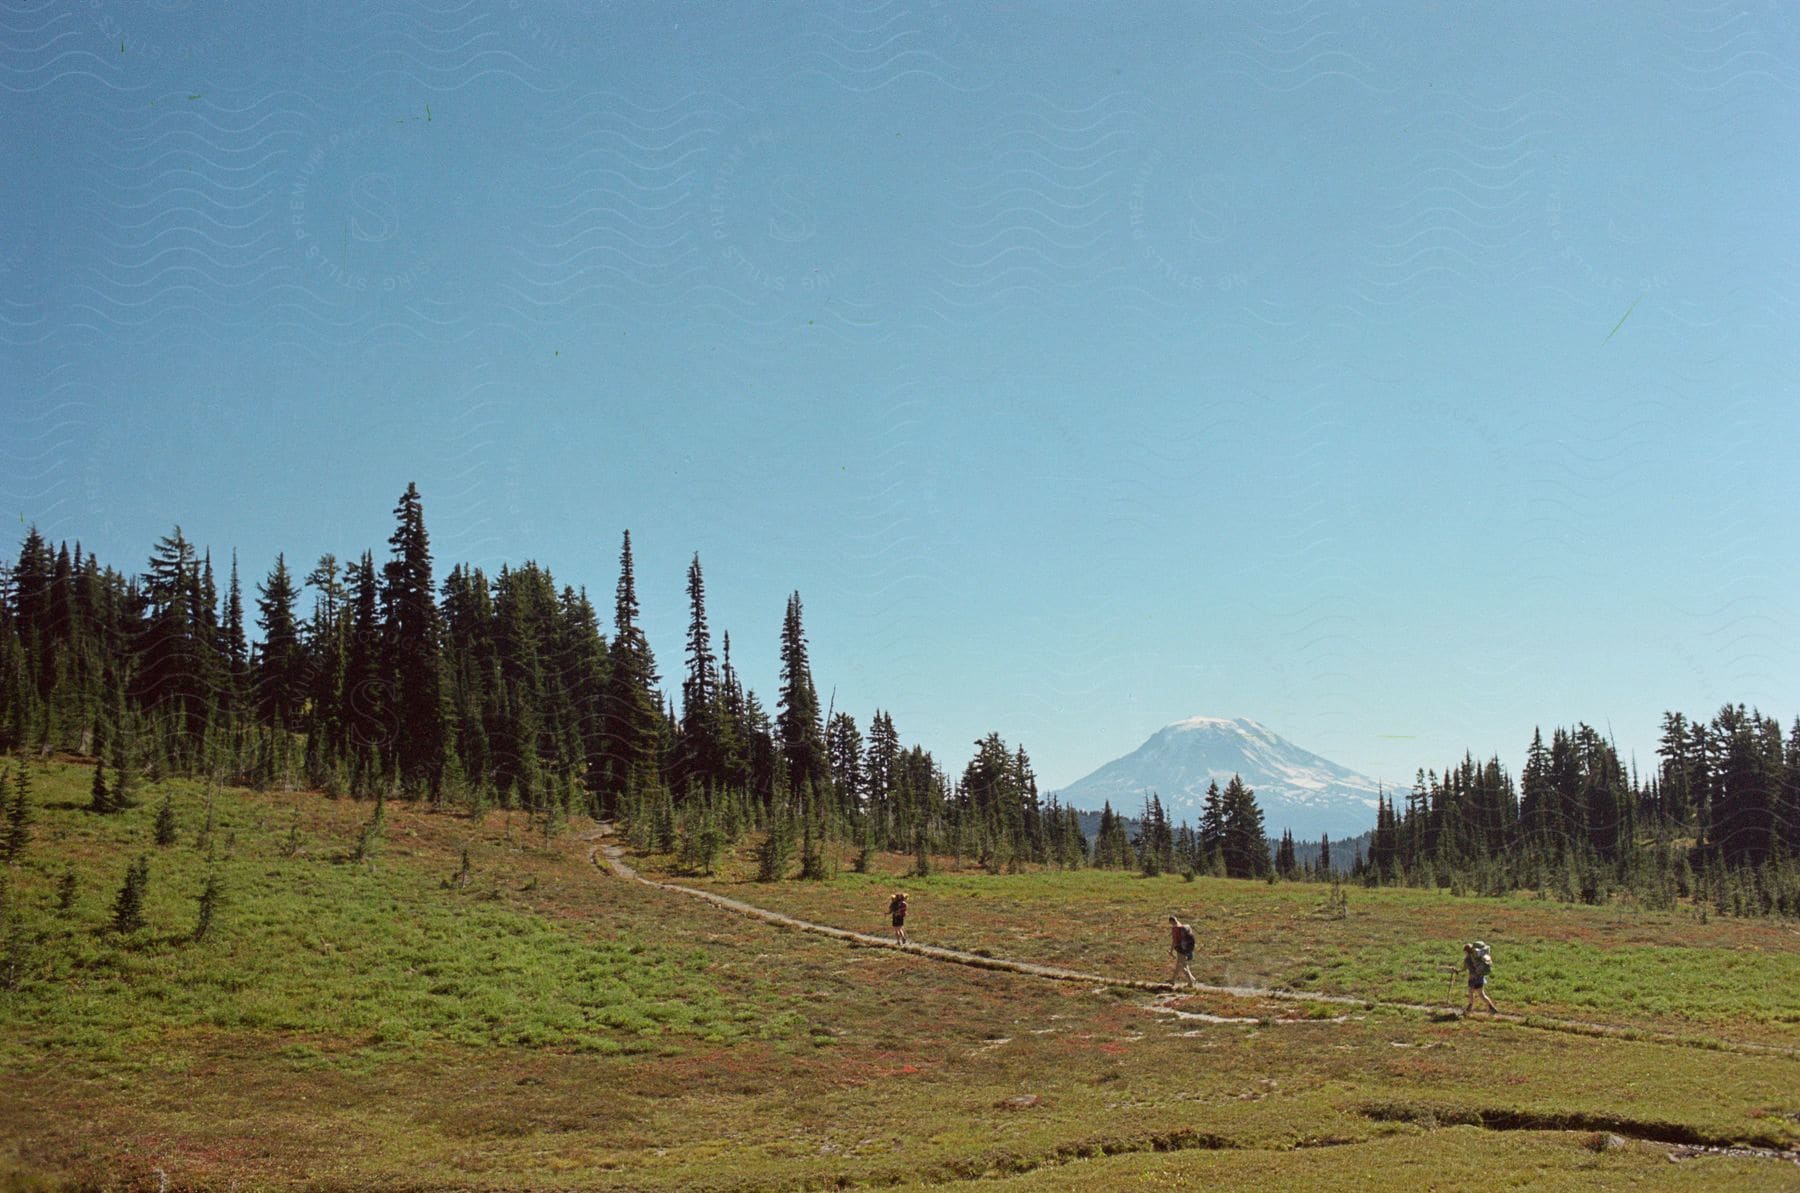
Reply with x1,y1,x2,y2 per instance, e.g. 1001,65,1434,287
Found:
1168,914,1198,987
1462,940,1498,1014
888,891,908,944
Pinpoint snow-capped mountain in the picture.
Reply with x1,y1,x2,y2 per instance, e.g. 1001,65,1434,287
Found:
1052,716,1391,841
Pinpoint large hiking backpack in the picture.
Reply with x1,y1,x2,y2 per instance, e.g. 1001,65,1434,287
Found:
1177,924,1196,955
1471,940,1494,977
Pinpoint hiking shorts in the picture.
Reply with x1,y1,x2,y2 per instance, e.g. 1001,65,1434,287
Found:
892,915,905,928
1468,976,1486,989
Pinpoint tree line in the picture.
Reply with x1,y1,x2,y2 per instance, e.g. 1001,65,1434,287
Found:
1356,714,1800,915
0,487,1086,870
3,488,1794,914
1091,782,1276,881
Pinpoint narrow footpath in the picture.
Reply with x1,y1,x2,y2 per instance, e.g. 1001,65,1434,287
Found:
584,826,1800,1063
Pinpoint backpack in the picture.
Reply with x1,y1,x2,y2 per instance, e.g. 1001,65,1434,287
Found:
1470,941,1493,978
1177,924,1196,954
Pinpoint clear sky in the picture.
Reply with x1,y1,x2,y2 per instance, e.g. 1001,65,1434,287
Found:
4,3,1796,795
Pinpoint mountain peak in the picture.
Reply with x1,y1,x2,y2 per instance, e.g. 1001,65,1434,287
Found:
1164,715,1266,734
1056,718,1388,840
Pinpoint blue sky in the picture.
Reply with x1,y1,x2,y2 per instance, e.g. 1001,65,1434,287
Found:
4,2,1796,795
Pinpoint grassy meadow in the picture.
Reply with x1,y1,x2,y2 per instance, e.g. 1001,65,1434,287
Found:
2,757,1797,1191
650,846,1800,1048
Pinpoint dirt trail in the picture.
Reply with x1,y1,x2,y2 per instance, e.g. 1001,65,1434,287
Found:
586,826,1169,989
583,827,1800,1061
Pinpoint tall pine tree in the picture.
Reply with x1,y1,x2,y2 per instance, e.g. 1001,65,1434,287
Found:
776,592,826,801
381,484,448,796
598,531,662,811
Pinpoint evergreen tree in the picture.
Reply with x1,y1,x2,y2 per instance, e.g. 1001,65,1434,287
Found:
254,553,304,727
598,532,662,811
756,803,795,881
1219,775,1270,879
11,530,53,678
865,709,901,847
439,562,496,796
382,483,448,796
1172,819,1197,873
677,554,721,795
192,871,222,942
826,711,863,822
108,703,139,808
1688,719,1715,847
137,528,209,748
195,786,217,851
0,767,29,860
555,584,611,810
153,791,177,845
1275,829,1297,878
1656,711,1691,826
72,550,123,751
491,564,549,808
799,787,831,880
1135,793,1173,876
221,551,249,719
677,799,725,876
706,630,745,794
341,552,386,788
88,756,111,814
1014,745,1046,863
1094,800,1133,869
1709,705,1779,868
776,592,826,800
741,689,779,810
111,856,149,933
1198,781,1226,871
1784,718,1800,860
1061,804,1089,868
853,809,876,872
1092,803,1114,867
1573,725,1627,861
1556,729,1591,857
354,791,387,861
961,732,1026,862
303,554,349,774
193,549,226,734
0,615,34,752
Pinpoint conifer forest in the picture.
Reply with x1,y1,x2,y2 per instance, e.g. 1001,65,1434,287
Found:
4,485,1795,918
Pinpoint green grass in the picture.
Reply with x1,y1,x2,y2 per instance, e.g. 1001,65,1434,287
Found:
0,761,798,1070
657,856,1800,1044
3,765,1798,1190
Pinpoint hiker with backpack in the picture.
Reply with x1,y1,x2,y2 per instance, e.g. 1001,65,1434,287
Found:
888,891,908,944
1168,915,1199,987
1461,940,1498,1014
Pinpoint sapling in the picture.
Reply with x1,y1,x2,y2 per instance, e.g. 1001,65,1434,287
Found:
192,872,222,942
153,792,178,846
111,857,150,934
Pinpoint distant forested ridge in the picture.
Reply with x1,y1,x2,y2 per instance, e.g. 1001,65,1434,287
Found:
1,486,1795,914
